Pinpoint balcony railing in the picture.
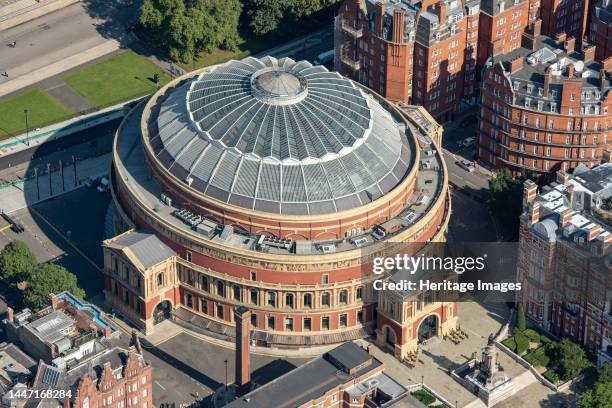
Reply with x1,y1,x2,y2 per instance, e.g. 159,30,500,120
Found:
341,21,364,38
341,55,361,71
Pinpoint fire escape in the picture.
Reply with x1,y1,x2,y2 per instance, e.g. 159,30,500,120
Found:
335,17,364,75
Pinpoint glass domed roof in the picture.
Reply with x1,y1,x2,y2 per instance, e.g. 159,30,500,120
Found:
148,56,414,215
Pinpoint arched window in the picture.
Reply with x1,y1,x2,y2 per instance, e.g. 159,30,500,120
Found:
321,292,330,307
233,285,241,301
267,292,276,307
201,276,210,292
216,281,225,297
339,290,348,304
285,293,294,308
303,293,312,308
250,289,258,305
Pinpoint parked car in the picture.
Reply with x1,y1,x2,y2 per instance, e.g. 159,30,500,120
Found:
85,172,107,188
461,137,475,147
457,159,475,172
97,177,109,193
459,115,477,128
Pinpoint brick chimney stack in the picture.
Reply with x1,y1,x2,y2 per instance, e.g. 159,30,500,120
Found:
603,149,612,163
588,225,602,241
523,180,538,209
556,170,569,185
564,37,576,53
234,306,251,396
530,202,541,224
104,326,112,339
544,67,552,96
50,294,58,310
559,209,574,229
7,307,13,323
583,45,596,62
556,32,567,44
392,9,405,43
435,2,446,25
567,63,575,78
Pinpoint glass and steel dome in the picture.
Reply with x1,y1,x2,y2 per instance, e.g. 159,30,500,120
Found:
149,56,414,215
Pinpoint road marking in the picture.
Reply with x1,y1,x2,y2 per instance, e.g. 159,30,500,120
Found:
0,224,12,233
154,381,166,391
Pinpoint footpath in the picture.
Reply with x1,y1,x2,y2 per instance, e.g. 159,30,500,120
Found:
0,0,77,31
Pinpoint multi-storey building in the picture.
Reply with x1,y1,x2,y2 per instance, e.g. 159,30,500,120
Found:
336,0,477,122
2,292,153,408
590,0,612,63
540,0,590,43
516,165,612,365
478,32,612,177
103,55,453,358
477,0,530,68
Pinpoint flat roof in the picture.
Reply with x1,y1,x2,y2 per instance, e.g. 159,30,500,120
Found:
225,342,382,408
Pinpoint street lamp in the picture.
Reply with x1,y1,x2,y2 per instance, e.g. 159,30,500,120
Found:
224,359,228,391
23,109,29,146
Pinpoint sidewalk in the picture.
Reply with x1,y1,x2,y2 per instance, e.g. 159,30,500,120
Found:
0,152,111,214
0,0,78,31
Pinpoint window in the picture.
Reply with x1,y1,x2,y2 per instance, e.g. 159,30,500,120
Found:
186,293,193,308
185,250,192,262
285,317,294,331
322,274,329,284
356,287,363,300
321,292,330,307
201,299,208,314
156,273,164,288
216,281,225,297
303,293,312,308
267,292,276,307
267,315,275,329
201,276,209,292
304,317,312,331
250,289,258,305
322,316,330,331
339,290,348,304
233,285,241,301
250,271,257,281
357,310,364,323
285,293,294,308
251,313,257,327
217,304,224,319
340,314,348,328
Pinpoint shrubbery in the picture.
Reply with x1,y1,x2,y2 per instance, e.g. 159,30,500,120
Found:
514,331,529,355
543,370,559,384
411,390,436,406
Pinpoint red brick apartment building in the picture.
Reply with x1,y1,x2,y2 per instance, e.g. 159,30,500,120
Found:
590,0,612,62
516,165,612,366
335,0,479,122
2,293,152,408
478,31,612,177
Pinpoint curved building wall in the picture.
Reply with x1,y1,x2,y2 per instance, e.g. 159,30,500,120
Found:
104,59,451,342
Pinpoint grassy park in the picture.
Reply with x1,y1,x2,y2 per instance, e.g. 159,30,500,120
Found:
0,90,72,141
64,51,170,108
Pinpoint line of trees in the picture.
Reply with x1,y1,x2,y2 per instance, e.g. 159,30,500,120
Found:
0,240,85,310
138,0,339,63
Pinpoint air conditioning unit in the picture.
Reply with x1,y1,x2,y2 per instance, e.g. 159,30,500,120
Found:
160,193,172,206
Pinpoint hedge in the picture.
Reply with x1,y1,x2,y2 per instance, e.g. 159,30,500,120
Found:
523,329,541,342
502,337,517,352
515,331,529,355
543,370,559,384
524,347,550,367
411,389,436,406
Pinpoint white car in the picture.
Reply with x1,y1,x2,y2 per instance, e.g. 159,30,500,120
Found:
457,160,475,172
97,177,109,193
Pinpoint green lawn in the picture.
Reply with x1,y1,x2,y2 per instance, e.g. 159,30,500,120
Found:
0,90,73,141
64,51,170,108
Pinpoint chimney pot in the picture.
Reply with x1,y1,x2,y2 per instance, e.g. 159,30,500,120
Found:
567,64,575,78
7,307,13,322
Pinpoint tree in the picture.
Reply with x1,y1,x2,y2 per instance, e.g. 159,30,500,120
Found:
0,240,37,282
246,0,287,35
598,363,612,384
23,263,85,310
557,339,590,381
517,303,526,332
579,382,612,408
488,169,525,237
139,0,242,63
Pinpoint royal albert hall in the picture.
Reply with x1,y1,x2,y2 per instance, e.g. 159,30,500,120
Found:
103,56,453,354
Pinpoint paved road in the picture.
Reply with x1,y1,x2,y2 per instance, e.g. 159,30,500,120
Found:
0,117,120,180
0,0,137,97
